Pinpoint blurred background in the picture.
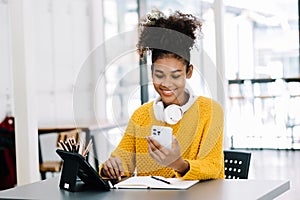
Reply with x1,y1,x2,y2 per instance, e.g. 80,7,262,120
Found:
0,0,299,199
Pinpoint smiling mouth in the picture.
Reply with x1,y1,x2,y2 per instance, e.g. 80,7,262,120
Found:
161,89,176,96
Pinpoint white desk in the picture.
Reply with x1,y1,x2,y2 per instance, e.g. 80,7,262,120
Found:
0,177,289,200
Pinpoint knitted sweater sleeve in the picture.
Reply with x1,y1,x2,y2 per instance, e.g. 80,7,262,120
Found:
175,100,225,180
111,119,138,176
98,118,137,177
98,105,150,177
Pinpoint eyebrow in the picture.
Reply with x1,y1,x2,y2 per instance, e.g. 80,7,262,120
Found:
154,69,183,73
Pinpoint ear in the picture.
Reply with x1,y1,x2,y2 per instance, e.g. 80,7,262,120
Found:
186,64,193,79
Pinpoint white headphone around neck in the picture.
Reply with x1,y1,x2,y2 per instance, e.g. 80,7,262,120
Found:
153,91,197,125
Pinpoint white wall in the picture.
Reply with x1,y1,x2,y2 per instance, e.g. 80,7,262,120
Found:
35,0,104,126
1,0,105,185
0,1,13,119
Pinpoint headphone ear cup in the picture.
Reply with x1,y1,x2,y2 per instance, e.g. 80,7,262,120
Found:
164,105,183,125
153,101,165,122
153,91,197,124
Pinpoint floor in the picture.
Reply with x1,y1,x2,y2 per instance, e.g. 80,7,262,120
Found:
245,149,300,200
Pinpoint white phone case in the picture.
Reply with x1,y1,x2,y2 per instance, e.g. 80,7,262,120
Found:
151,126,173,149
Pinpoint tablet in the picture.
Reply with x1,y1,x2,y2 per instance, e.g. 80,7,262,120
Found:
56,149,110,191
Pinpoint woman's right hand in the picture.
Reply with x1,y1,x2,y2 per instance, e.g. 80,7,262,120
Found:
101,156,124,180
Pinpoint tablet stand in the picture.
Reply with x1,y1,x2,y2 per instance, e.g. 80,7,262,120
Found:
56,149,111,192
59,156,80,192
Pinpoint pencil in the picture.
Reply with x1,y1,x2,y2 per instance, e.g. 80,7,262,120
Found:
83,139,93,156
75,143,80,153
67,139,73,152
59,140,69,151
81,140,85,155
58,141,65,150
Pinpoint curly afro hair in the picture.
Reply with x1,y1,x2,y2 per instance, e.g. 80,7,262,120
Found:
137,10,202,70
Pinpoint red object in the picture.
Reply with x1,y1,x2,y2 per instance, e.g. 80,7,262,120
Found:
0,116,15,132
0,116,16,190
0,148,16,189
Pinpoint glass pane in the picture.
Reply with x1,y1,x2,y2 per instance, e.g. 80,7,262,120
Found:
103,0,140,122
224,0,299,149
224,0,299,79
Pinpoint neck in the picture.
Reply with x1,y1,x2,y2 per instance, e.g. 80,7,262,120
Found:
181,92,190,106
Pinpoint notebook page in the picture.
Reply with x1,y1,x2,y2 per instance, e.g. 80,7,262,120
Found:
114,176,199,190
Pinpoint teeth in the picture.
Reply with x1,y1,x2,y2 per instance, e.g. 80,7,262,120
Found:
163,90,173,95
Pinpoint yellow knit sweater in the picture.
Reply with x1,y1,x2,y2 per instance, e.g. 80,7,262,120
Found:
100,96,224,180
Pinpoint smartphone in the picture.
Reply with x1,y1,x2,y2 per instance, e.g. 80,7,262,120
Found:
151,126,173,149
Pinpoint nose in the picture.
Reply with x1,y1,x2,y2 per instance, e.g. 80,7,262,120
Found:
160,76,173,88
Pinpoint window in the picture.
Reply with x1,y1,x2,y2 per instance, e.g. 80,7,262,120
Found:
224,0,299,149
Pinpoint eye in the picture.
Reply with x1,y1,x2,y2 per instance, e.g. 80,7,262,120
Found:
154,74,164,79
172,75,181,79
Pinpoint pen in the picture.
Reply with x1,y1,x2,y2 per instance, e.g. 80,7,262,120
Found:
150,176,171,184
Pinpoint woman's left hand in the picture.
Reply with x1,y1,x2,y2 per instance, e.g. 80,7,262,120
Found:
146,136,189,173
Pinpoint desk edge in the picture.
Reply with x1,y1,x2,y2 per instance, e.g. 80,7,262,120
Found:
258,180,290,200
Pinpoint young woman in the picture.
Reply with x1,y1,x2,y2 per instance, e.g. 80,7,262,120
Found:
100,10,224,181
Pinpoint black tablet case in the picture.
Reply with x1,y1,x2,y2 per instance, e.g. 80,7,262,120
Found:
56,149,110,192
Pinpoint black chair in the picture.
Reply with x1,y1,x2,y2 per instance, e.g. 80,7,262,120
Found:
224,150,251,179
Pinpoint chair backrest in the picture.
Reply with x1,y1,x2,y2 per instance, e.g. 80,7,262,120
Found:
224,150,251,179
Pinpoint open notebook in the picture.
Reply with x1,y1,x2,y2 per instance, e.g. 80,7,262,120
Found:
113,176,199,190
